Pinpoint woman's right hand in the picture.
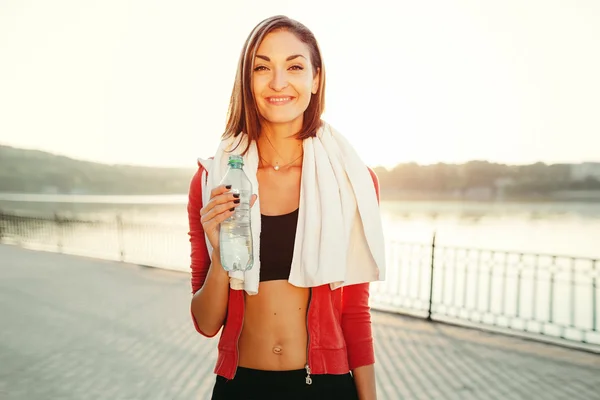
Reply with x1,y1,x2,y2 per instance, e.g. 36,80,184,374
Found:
200,185,257,251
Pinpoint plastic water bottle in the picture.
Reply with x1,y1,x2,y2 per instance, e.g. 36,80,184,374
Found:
219,155,254,272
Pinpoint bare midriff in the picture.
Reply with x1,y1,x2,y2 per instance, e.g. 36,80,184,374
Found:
238,280,310,370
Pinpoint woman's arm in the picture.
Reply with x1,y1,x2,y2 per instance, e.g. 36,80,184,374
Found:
191,249,230,337
188,166,229,337
353,364,377,400
347,166,381,399
341,282,377,399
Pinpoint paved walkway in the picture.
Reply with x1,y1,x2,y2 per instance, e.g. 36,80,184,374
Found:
1,244,599,400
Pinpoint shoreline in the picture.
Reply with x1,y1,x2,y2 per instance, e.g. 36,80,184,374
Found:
0,191,599,204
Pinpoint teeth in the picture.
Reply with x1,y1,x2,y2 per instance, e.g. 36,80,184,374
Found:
269,97,291,102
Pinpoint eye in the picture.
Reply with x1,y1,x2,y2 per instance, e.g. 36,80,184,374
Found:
289,65,304,71
253,65,268,72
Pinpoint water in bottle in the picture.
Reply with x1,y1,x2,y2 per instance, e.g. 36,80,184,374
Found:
219,155,254,272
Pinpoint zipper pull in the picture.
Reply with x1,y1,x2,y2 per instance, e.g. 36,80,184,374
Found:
305,364,312,385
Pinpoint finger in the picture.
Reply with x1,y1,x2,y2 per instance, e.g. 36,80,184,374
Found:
201,186,230,217
201,200,239,224
210,193,240,211
214,208,236,224
209,184,232,200
203,207,236,229
202,191,239,216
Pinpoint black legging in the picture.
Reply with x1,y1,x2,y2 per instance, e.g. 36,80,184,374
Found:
211,367,359,400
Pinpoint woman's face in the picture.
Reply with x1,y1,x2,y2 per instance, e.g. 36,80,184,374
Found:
252,30,319,128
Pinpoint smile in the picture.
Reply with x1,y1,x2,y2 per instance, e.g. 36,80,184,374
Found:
266,96,294,105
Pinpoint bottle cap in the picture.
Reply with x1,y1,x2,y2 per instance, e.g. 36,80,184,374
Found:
228,155,244,167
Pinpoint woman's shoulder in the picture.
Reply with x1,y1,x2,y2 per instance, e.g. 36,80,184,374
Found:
188,159,210,204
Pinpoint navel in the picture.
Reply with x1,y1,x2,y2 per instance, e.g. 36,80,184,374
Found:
272,346,283,355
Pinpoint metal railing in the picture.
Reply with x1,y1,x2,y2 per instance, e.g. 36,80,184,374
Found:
0,210,189,270
370,234,599,347
1,209,599,348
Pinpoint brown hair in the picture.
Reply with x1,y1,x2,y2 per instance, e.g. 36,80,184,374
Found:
222,15,326,154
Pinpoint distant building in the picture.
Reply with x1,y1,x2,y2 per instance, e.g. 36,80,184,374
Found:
494,177,515,201
570,162,600,181
69,188,89,195
41,185,59,194
463,186,494,201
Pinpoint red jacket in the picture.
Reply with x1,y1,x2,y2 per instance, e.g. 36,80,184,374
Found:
188,162,380,380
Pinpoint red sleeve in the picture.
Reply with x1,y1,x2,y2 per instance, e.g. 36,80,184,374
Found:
188,164,211,294
341,166,380,369
368,167,380,201
188,164,215,336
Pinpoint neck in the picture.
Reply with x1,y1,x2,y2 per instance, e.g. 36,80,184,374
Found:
257,120,304,167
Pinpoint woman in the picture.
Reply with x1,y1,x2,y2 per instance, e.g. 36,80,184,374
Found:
188,15,385,400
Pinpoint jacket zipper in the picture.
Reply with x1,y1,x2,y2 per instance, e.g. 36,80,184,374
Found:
305,287,313,385
234,294,245,379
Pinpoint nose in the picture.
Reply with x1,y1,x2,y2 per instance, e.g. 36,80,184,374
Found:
269,69,288,92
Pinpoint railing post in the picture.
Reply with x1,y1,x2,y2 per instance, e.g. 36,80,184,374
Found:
117,214,125,262
54,212,63,253
593,260,597,334
0,209,4,243
427,232,436,321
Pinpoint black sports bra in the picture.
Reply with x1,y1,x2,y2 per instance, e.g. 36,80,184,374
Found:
259,208,298,282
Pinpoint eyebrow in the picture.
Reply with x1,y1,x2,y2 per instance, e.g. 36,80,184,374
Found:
255,54,307,62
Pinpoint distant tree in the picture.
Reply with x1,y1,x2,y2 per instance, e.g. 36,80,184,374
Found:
2,144,598,196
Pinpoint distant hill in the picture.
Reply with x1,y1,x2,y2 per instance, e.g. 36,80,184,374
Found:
371,160,600,201
1,144,599,200
0,145,197,195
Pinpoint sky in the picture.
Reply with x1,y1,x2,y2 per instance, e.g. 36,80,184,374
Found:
0,0,599,169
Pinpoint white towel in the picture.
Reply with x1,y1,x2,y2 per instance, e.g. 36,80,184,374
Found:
198,121,386,295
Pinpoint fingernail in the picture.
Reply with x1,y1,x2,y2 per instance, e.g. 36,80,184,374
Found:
225,185,232,189
234,199,240,204
229,207,234,212
233,193,240,198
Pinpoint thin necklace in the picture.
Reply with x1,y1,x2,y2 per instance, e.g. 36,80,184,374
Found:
259,152,303,171
262,133,303,171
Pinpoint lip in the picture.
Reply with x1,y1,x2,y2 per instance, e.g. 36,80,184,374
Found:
265,96,295,106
